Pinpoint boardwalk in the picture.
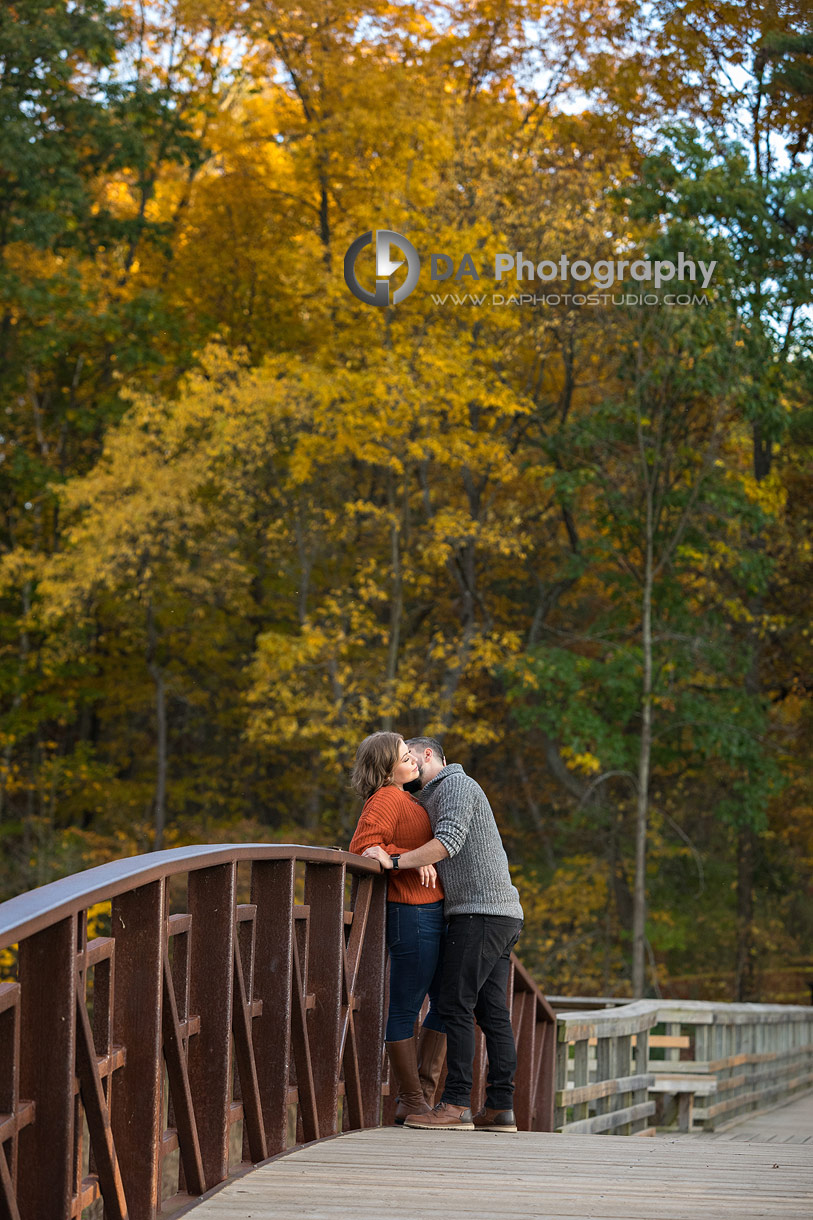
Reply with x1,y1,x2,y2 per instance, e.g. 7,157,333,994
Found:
695,1089,813,1144
190,1094,813,1220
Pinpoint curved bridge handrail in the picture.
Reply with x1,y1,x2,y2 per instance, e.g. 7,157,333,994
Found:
0,843,556,1220
0,844,380,949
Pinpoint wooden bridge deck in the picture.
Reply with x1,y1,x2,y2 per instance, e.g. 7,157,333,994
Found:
189,1093,813,1220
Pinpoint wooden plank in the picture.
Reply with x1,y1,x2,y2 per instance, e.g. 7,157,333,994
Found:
74,988,128,1220
570,1036,589,1121
251,859,295,1157
161,944,206,1196
0,1134,22,1220
558,1009,660,1040
18,917,76,1220
556,1072,653,1106
648,1075,717,1095
559,1098,656,1134
110,882,163,1217
347,873,386,1130
663,1023,682,1062
643,1034,691,1049
582,1034,690,1049
653,1000,813,1024
649,1049,812,1074
339,938,364,1131
677,1091,694,1133
593,1033,613,1123
304,862,345,1139
289,923,319,1142
630,1026,651,1134
188,863,236,1190
231,934,268,1163
535,1017,556,1132
513,990,537,1130
714,1073,747,1093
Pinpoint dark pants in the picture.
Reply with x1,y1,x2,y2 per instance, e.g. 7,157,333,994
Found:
385,900,446,1041
439,913,523,1111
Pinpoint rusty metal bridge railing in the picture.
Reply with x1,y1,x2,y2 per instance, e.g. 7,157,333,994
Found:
0,844,556,1220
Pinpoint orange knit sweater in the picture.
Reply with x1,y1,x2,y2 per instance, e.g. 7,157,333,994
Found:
349,786,444,905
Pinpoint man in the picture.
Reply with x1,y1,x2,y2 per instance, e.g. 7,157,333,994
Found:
362,736,523,1132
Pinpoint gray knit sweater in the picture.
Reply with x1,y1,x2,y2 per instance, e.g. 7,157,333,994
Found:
417,763,523,919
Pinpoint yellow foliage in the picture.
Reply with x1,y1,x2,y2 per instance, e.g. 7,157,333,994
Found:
561,746,602,775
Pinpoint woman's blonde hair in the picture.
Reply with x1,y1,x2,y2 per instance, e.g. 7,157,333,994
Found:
350,731,404,803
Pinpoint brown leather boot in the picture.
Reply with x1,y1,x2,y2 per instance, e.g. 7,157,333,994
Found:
416,1026,447,1106
404,1100,474,1130
472,1106,518,1131
386,1038,432,1126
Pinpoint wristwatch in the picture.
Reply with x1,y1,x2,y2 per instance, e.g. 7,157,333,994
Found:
390,854,401,869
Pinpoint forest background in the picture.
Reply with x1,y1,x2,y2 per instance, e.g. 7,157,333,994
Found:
1,0,811,1002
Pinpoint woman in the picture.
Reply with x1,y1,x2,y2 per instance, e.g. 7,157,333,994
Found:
349,731,447,1124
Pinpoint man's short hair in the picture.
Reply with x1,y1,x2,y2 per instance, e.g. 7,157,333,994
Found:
406,736,446,763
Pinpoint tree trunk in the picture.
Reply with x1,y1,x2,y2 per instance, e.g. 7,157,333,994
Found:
734,417,771,997
146,599,167,851
632,475,655,998
735,824,758,1000
381,472,405,732
0,579,32,824
305,751,322,830
513,752,556,870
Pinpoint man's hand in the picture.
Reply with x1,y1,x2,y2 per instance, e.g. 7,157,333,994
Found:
361,844,393,869
418,864,438,889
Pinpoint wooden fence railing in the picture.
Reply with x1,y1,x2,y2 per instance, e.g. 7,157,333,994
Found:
556,998,813,1135
0,844,556,1220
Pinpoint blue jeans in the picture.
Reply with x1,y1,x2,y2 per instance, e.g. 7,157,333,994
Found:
385,900,446,1041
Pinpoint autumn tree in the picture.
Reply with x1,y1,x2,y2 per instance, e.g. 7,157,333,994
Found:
622,116,812,996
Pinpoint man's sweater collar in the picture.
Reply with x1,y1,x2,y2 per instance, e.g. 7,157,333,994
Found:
419,762,464,801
